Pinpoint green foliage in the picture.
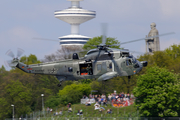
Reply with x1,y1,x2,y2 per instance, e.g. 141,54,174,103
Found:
0,54,59,119
153,51,173,68
0,80,32,118
133,66,180,117
90,76,137,95
59,89,83,105
83,36,121,50
45,103,137,118
0,65,6,73
45,96,61,108
165,44,180,60
20,54,41,65
59,83,91,96
78,79,94,84
58,83,91,105
138,51,173,68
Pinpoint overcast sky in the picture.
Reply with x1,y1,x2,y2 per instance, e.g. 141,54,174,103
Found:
1,0,180,70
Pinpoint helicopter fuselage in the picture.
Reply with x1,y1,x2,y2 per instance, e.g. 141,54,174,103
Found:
15,50,146,82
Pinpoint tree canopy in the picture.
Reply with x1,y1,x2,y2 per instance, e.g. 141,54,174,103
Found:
83,36,121,50
20,54,41,65
133,66,180,117
0,55,59,119
165,44,180,60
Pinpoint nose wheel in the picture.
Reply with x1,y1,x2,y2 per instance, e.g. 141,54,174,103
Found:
57,83,61,87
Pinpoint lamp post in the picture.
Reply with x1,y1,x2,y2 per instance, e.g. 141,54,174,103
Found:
41,94,44,115
11,104,14,120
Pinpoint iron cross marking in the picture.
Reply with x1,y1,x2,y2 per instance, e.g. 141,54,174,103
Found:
51,68,56,73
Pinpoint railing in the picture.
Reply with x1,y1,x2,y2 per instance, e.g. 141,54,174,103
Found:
5,117,180,120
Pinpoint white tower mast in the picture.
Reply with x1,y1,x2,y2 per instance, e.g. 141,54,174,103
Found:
54,0,96,45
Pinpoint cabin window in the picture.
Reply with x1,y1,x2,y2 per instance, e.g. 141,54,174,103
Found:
68,67,73,72
97,64,102,71
79,63,93,75
109,63,112,69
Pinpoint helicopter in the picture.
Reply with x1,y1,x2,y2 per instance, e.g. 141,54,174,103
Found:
6,31,174,87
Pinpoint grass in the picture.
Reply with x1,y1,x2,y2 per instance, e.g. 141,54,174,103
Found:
45,103,138,118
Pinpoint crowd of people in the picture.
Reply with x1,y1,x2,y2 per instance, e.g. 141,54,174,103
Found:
46,92,134,116
83,92,134,104
82,92,135,113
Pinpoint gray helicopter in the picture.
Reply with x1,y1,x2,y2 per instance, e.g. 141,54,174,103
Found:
6,32,174,87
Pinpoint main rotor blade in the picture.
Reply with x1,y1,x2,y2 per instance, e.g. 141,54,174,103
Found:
108,48,129,52
109,48,144,54
94,50,102,64
6,49,15,58
32,38,59,42
101,23,108,45
115,32,175,45
17,48,24,58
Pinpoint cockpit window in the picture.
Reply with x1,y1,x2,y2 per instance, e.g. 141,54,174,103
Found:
126,60,132,66
132,56,137,64
129,55,137,64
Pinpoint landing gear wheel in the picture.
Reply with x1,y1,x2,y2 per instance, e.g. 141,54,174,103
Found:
57,83,61,87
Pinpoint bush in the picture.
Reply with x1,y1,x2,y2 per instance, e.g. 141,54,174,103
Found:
45,96,61,108
58,83,91,105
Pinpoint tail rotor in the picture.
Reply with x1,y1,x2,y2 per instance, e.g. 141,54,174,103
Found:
17,48,24,58
5,48,24,68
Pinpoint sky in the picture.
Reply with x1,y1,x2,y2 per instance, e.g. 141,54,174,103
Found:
1,0,180,70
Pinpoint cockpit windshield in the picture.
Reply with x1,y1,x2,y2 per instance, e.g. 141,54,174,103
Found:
129,55,137,64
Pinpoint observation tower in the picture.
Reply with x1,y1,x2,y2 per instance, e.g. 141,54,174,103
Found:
54,0,96,45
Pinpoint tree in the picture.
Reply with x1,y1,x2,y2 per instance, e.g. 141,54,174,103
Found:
0,54,60,119
44,45,83,62
20,54,41,65
133,66,180,117
0,80,32,119
164,44,180,73
58,83,91,105
83,36,121,50
138,51,173,68
0,65,6,73
165,44,180,60
90,76,138,95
